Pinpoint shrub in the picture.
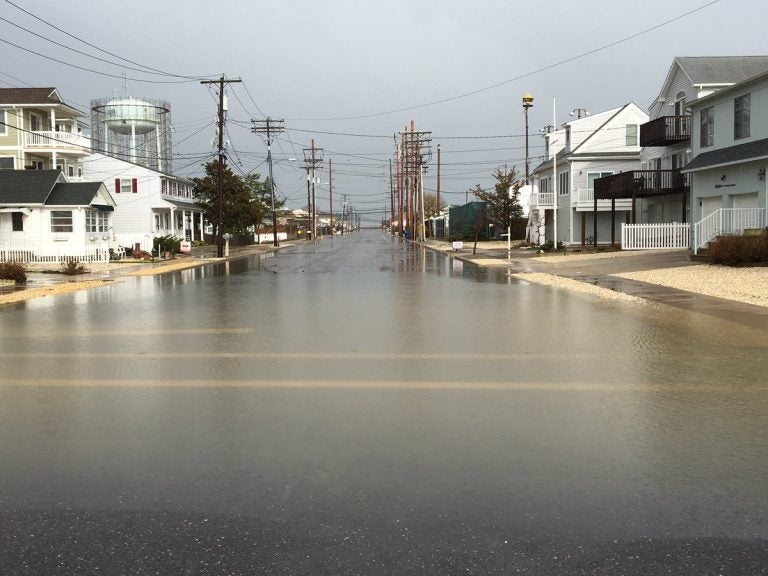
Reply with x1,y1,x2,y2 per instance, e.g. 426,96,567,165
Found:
0,262,27,284
60,259,89,275
707,232,768,266
153,235,181,255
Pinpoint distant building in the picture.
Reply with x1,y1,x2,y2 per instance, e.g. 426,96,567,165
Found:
0,87,89,178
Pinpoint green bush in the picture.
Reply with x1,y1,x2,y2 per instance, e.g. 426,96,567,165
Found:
0,262,27,284
707,232,768,266
61,259,89,275
153,235,181,254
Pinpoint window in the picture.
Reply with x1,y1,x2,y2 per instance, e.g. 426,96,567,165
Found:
700,106,714,147
0,110,6,135
734,94,750,140
50,210,73,233
12,212,24,232
558,171,570,195
540,178,548,194
68,166,74,177
587,172,613,190
86,210,110,233
114,178,138,194
0,157,13,169
626,124,638,146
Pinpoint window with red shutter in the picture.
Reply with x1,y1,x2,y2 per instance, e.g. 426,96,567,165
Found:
114,178,120,193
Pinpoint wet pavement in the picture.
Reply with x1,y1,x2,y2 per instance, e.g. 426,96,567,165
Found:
1,231,767,575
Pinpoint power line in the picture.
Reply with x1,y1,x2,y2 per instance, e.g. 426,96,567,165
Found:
289,0,720,121
1,0,216,80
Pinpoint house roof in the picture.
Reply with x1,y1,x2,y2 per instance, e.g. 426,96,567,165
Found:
676,56,768,86
0,169,62,204
0,87,83,116
682,137,768,173
46,182,108,206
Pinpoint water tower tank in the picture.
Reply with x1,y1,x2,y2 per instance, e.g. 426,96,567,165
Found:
91,96,173,172
103,98,160,135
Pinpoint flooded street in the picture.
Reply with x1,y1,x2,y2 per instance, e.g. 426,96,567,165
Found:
1,230,767,574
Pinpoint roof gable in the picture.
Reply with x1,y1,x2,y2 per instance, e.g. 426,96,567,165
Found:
0,87,63,105
46,182,113,207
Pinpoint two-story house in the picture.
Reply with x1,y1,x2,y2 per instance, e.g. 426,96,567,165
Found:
682,69,768,252
82,153,203,251
528,103,647,246
0,88,90,179
595,56,768,249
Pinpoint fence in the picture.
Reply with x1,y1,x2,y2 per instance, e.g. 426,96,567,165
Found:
621,223,690,250
693,208,766,254
0,245,110,264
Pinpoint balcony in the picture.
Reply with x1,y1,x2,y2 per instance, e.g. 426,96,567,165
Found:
594,170,689,200
573,188,631,211
24,130,90,153
640,115,691,147
531,192,554,208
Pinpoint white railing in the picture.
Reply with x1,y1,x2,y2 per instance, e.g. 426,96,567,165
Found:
574,188,632,210
24,130,90,150
0,245,109,264
693,208,766,254
534,192,555,207
622,222,690,250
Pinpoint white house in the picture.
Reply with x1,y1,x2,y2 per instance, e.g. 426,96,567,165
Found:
82,153,203,251
594,56,768,249
0,169,116,262
682,69,768,252
529,103,648,246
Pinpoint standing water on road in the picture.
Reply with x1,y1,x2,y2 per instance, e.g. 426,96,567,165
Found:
1,230,767,574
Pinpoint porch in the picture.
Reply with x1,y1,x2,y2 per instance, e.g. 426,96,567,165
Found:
24,130,90,152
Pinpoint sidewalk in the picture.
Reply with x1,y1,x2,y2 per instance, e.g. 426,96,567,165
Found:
423,238,768,326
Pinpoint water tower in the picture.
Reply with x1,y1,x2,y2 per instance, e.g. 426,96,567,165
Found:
91,96,172,172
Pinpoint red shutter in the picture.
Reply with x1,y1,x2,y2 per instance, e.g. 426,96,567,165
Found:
131,178,138,193
114,178,120,193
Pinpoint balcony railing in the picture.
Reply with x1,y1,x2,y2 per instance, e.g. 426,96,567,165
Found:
532,192,554,207
24,130,90,151
640,116,691,147
594,170,688,200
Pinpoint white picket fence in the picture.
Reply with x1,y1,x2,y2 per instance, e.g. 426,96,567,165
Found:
621,222,690,250
0,245,110,264
692,208,766,254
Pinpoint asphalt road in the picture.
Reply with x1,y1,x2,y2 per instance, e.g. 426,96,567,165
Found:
1,231,767,575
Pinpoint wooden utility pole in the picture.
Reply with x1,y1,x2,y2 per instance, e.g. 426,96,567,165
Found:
302,140,323,239
436,143,441,237
389,158,395,236
251,118,285,247
329,158,333,236
200,75,241,257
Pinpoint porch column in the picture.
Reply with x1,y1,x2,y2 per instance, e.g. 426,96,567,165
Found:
593,193,598,248
611,197,616,247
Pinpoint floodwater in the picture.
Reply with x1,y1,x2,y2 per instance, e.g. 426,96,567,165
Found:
1,230,767,574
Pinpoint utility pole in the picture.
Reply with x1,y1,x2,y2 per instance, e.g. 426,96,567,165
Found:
303,140,323,240
251,118,285,247
201,75,241,257
389,158,395,236
436,144,441,237
398,121,432,242
329,158,333,236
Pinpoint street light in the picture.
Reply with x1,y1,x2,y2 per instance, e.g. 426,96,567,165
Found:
522,93,534,184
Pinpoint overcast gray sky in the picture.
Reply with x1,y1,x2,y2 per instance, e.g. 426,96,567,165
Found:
1,0,765,221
